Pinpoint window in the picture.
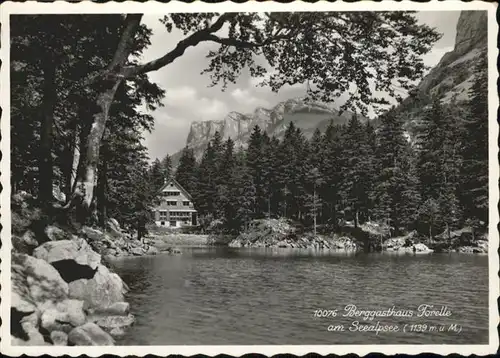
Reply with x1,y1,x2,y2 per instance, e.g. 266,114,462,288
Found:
170,211,190,218
159,211,167,219
164,191,180,196
170,220,176,227
167,201,177,206
183,201,190,206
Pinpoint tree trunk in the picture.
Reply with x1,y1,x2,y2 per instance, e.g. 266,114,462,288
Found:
73,80,121,215
38,61,57,205
97,153,107,228
63,121,78,197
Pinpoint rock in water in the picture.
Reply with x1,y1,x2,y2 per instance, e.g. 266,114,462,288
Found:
90,302,130,316
91,314,135,335
68,322,114,346
69,265,124,308
130,247,144,256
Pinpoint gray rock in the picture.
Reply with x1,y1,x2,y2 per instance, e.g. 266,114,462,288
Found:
41,299,86,333
45,225,69,241
109,327,126,337
106,219,123,238
476,240,488,253
12,253,69,307
12,231,39,254
146,246,159,255
33,238,101,270
414,243,433,253
90,301,130,316
12,322,48,346
68,322,114,346
69,265,124,308
92,314,135,334
130,247,144,256
50,330,68,346
81,226,105,242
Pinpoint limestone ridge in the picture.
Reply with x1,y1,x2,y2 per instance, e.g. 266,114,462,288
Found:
416,10,487,102
176,98,363,162
382,10,488,140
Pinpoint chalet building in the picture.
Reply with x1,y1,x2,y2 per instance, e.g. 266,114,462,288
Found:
153,178,197,228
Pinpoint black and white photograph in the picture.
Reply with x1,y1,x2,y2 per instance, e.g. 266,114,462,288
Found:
0,1,498,356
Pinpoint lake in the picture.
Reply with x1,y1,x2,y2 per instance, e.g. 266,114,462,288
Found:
110,248,489,345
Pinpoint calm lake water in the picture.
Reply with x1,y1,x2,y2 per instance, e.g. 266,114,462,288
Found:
110,248,489,345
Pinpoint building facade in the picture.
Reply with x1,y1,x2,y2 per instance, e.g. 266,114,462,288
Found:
153,178,197,228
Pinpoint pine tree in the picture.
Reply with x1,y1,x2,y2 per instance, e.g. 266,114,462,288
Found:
228,160,256,231
175,146,198,194
305,167,324,236
196,142,217,219
149,159,165,191
373,108,413,235
319,121,345,227
342,113,371,227
161,154,173,181
246,125,266,216
215,138,236,221
416,98,446,202
418,198,440,241
460,51,488,227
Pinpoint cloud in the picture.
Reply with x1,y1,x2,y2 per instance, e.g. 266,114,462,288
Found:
231,88,271,109
196,97,228,120
422,46,454,69
164,86,197,103
160,85,228,121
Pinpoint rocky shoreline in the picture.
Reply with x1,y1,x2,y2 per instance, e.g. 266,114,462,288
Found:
10,192,160,346
208,218,488,254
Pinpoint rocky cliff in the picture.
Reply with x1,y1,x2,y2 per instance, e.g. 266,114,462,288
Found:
396,10,487,138
174,98,363,162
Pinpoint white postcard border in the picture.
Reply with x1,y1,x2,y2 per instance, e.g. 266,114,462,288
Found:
1,1,498,356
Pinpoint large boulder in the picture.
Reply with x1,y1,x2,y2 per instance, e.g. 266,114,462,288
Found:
33,238,101,271
68,322,114,346
12,253,69,307
40,299,86,333
69,265,125,308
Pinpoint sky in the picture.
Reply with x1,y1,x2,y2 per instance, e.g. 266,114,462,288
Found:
138,11,461,161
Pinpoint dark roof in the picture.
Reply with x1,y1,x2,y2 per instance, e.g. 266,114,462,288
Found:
158,177,193,201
